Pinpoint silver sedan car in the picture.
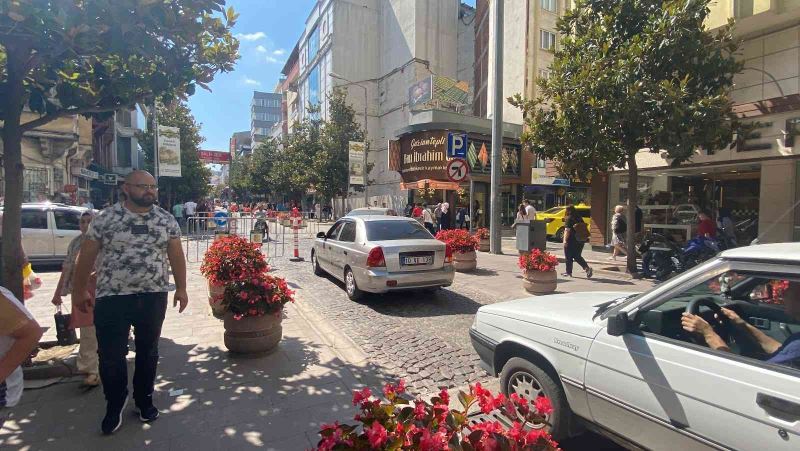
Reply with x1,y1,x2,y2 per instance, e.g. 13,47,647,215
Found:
311,216,455,300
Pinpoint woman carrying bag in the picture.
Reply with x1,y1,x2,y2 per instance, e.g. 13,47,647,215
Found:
52,211,100,387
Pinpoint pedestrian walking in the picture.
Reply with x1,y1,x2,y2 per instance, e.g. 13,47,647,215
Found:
412,203,423,223
183,199,197,234
456,206,467,229
1,287,42,412
610,205,627,260
513,204,528,225
473,200,482,228
422,203,435,235
52,211,100,387
80,196,95,210
439,202,452,231
562,205,593,278
523,199,537,221
71,170,188,435
172,201,184,231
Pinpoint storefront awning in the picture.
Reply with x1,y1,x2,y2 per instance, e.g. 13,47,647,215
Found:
400,179,461,190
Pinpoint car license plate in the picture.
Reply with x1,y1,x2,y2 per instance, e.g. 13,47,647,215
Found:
402,256,432,266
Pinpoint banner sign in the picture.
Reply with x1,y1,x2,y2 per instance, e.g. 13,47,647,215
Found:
530,168,570,186
388,139,401,172
157,125,182,177
398,130,448,183
348,141,366,185
408,76,433,110
198,150,231,164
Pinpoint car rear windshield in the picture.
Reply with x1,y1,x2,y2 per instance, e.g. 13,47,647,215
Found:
365,220,433,241
348,209,384,216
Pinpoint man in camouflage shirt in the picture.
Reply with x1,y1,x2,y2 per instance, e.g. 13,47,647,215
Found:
72,170,188,435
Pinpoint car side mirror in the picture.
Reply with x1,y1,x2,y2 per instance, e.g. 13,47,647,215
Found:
607,312,629,337
316,232,326,239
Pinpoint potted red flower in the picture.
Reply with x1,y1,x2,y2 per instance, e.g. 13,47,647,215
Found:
220,273,295,353
436,229,479,272
316,380,559,450
518,249,559,294
474,227,490,252
200,235,269,318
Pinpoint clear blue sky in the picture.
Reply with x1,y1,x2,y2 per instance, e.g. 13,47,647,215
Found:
189,0,476,151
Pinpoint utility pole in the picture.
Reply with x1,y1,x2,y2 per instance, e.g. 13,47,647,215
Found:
489,0,504,254
153,100,160,187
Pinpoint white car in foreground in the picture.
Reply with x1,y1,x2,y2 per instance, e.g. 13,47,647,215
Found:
470,243,800,450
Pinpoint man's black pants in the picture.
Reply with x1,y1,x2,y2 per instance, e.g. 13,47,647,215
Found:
94,292,168,408
565,241,589,275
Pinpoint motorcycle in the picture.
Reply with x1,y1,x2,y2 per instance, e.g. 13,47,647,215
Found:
639,234,719,281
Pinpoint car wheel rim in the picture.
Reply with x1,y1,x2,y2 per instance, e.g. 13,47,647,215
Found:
509,371,549,428
346,271,355,295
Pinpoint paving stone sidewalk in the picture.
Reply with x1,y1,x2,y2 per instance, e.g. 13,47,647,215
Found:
1,263,384,451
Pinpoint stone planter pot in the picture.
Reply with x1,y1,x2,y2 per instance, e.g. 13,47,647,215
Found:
207,280,226,319
522,270,557,295
478,238,490,252
453,250,477,272
223,312,283,354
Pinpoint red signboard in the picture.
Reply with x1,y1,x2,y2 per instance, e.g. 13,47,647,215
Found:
198,150,231,164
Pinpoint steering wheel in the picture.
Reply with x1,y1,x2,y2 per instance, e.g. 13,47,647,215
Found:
684,297,731,345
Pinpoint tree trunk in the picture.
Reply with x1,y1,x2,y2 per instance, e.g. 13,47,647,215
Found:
1,46,29,301
626,153,639,275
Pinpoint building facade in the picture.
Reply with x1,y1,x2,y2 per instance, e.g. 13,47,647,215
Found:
589,1,800,247
251,91,282,143
230,130,252,158
88,108,143,206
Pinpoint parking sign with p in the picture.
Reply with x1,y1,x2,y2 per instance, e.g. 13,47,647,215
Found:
447,133,468,159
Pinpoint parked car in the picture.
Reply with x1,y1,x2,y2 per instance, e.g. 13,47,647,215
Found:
0,203,91,264
470,243,799,450
345,207,398,217
311,216,455,300
535,203,591,241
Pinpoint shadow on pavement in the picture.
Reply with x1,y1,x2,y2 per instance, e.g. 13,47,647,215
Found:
0,333,387,450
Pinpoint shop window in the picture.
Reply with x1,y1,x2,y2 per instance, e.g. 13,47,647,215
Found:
117,137,132,167
541,0,557,12
785,118,800,147
23,167,48,202
117,109,132,128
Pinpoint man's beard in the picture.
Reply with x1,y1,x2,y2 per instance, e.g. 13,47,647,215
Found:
129,193,155,208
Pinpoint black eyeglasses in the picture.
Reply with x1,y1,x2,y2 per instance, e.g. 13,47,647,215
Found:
126,183,159,191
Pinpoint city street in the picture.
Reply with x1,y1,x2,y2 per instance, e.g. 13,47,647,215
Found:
2,227,653,450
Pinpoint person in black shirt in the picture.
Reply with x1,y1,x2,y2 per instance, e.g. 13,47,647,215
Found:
563,205,593,278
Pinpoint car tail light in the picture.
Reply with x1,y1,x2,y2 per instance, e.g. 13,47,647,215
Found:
367,247,386,268
444,244,453,263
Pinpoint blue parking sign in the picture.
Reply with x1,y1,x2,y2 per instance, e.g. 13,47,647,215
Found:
448,133,468,158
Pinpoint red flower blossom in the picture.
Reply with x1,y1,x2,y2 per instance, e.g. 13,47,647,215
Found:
518,248,559,273
535,396,554,415
435,229,479,253
352,387,371,406
366,422,388,448
414,400,427,420
438,388,450,405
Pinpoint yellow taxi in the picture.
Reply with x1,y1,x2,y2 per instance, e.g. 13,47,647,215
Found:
535,203,591,241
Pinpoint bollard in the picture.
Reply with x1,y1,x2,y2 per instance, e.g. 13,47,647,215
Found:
289,216,304,261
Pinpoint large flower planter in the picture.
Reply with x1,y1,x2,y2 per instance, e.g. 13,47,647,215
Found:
478,238,490,252
223,312,283,354
522,270,557,295
453,250,477,272
207,280,226,319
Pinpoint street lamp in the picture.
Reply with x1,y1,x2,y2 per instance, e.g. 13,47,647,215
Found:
329,72,369,208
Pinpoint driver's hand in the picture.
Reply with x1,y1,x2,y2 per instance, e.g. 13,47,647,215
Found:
719,308,746,326
681,312,714,337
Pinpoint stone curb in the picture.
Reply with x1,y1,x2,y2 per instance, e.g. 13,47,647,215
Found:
23,356,77,380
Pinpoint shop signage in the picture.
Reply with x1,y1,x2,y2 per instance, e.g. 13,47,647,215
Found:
399,130,448,183
157,125,182,177
348,141,365,185
72,167,99,180
198,150,231,164
531,168,570,186
103,173,118,185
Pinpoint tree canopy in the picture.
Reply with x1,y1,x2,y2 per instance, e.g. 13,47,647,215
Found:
138,102,213,204
510,0,742,272
0,0,239,297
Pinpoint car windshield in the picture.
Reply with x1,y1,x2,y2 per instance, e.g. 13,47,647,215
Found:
365,220,433,241
542,207,564,214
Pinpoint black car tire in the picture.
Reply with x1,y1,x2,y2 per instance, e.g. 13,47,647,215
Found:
500,357,571,440
554,227,565,243
311,251,324,276
344,267,363,301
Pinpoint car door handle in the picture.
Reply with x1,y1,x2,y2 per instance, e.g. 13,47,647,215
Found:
756,393,800,421
56,235,66,238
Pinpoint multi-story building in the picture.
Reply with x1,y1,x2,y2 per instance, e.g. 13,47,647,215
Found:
2,113,94,203
281,45,302,136
251,91,282,143
289,0,478,211
589,1,800,246
230,130,252,158
89,108,143,205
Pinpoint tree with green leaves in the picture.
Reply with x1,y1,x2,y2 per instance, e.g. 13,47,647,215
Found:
315,89,367,203
270,118,320,200
138,102,213,205
510,0,742,273
247,138,279,197
0,0,238,298
227,153,252,200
